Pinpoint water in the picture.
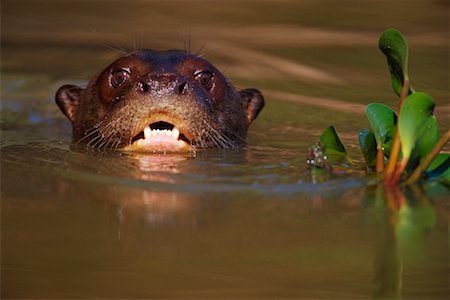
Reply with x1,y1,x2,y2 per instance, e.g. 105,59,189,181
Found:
1,0,448,298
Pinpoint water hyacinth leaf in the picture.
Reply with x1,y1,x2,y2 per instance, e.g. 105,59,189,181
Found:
319,126,350,163
320,126,346,153
405,129,448,185
398,92,436,162
379,28,413,96
358,128,377,169
415,116,439,161
366,103,397,156
427,153,449,172
426,153,450,182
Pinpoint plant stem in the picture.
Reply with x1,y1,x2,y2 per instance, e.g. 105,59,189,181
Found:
384,131,401,183
388,156,409,187
384,79,410,183
376,147,385,172
405,129,450,185
398,78,410,108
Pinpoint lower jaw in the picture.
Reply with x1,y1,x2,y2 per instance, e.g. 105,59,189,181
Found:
121,138,192,153
122,122,193,153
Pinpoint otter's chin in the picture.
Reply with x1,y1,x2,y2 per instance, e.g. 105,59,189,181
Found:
122,122,192,153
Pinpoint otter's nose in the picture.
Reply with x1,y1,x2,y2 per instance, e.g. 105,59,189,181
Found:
137,73,188,96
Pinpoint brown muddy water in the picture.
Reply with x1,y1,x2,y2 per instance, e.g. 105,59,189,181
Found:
1,0,449,299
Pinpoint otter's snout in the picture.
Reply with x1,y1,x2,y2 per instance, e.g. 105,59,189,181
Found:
137,73,188,96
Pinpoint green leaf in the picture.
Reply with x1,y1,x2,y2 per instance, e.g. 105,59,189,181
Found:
416,116,439,161
319,126,350,163
379,28,413,96
426,153,450,182
427,153,449,171
398,92,438,162
365,103,397,157
358,128,377,169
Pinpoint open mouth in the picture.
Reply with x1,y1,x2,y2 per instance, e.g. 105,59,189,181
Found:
122,121,192,152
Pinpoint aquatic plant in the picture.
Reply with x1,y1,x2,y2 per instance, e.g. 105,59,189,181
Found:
308,28,449,187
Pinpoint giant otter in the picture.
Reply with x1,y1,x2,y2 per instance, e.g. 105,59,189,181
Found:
55,50,264,152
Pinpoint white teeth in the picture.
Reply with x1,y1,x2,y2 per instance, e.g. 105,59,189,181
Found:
142,126,181,140
144,125,152,139
172,127,180,139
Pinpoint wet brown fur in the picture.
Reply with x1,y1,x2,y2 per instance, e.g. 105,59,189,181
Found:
56,50,264,150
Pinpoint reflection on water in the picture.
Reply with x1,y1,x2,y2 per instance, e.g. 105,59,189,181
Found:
2,144,448,298
370,185,438,299
126,153,191,184
1,0,449,298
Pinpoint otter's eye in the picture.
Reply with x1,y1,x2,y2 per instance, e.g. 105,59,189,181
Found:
194,70,214,90
110,68,131,88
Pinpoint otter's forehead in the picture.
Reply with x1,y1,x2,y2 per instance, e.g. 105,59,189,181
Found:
128,50,212,72
132,50,194,64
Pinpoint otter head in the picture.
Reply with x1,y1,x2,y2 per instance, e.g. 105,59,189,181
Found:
55,50,264,152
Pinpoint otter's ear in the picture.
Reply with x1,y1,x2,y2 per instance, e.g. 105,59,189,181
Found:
55,84,83,123
239,88,265,125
